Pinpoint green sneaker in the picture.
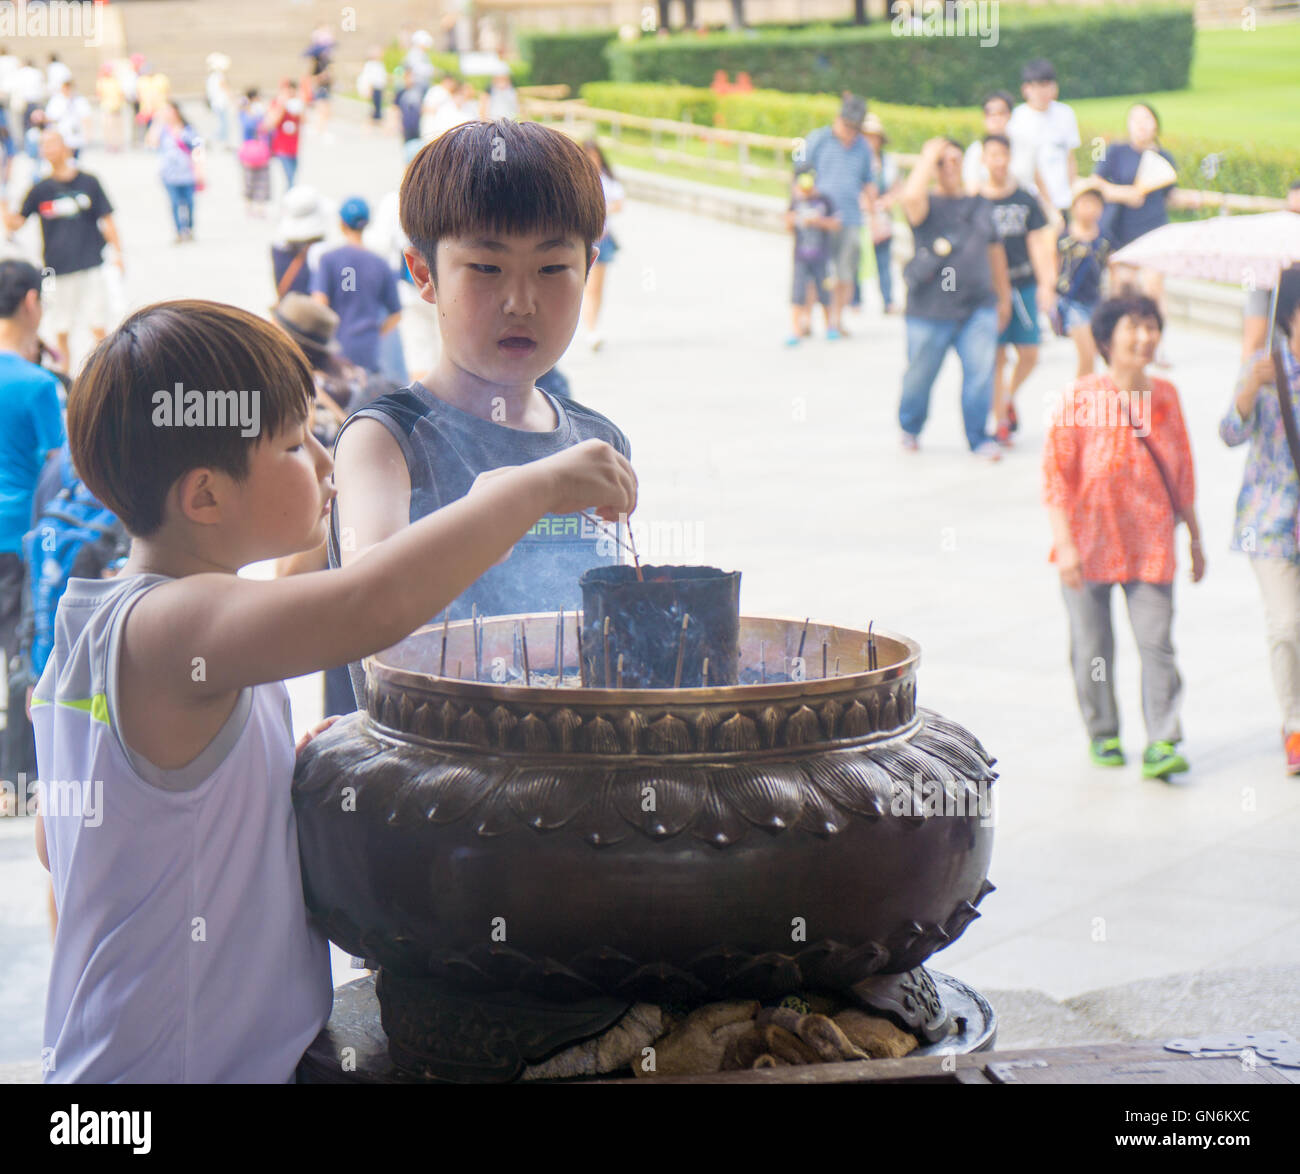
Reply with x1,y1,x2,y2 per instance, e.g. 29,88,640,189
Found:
1142,741,1189,779
1089,737,1126,767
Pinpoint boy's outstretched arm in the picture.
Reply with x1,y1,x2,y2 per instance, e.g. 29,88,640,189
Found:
128,440,636,698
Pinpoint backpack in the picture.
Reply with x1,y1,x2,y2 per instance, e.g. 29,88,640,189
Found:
238,133,270,169
22,450,127,678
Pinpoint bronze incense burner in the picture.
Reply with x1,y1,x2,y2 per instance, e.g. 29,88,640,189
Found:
293,613,997,1079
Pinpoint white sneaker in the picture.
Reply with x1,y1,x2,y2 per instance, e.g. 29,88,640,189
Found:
588,332,604,352
973,440,1003,462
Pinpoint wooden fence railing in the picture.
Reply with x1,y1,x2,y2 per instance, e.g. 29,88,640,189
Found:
520,95,1289,213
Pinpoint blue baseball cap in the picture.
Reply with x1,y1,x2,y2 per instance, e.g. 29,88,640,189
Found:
340,196,370,229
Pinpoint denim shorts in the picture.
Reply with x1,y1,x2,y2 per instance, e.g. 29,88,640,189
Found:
595,234,618,264
1058,294,1096,334
792,255,831,305
998,282,1040,346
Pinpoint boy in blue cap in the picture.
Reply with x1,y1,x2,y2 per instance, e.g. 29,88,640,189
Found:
310,195,401,374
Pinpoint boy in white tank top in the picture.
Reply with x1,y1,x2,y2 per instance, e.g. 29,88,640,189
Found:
32,299,637,1082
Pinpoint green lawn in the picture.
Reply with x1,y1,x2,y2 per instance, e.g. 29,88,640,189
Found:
1065,24,1300,149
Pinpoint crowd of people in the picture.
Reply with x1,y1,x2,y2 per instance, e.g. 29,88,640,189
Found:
787,60,1192,459
782,58,1300,779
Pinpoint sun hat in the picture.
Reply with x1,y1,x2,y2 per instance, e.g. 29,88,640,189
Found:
206,53,231,72
276,186,329,244
272,293,341,361
863,112,887,141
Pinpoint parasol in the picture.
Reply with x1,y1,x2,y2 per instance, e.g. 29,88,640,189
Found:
1112,209,1300,354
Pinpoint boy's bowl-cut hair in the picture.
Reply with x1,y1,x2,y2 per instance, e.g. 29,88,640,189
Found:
400,119,607,282
68,299,315,537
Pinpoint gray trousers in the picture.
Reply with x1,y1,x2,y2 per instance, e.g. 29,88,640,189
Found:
1061,580,1183,744
1249,556,1300,735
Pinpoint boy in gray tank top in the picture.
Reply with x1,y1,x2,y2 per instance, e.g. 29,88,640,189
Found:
329,120,632,705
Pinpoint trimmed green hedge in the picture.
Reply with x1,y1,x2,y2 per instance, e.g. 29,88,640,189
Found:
576,82,1297,201
603,6,1195,105
582,83,984,144
517,28,620,90
382,46,531,87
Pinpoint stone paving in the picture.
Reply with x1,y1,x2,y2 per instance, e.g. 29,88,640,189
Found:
1,103,1297,1073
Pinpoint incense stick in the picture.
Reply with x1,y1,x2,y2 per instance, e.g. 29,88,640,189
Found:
578,510,639,561
439,612,449,676
822,641,828,679
602,615,612,689
554,612,562,685
796,617,810,662
616,652,624,690
626,518,644,582
673,613,690,688
576,619,587,687
471,603,481,681
519,621,531,686
702,656,709,687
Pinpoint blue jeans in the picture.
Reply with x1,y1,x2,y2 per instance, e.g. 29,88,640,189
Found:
899,304,998,451
276,153,298,190
164,182,195,234
875,238,893,309
378,324,408,386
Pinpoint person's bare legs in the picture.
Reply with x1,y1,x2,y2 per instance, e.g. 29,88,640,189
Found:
1109,261,1140,298
1008,344,1039,398
830,280,852,333
583,261,606,335
1138,268,1165,313
1070,325,1098,378
1139,269,1170,365
55,331,71,372
791,297,810,338
992,343,1009,428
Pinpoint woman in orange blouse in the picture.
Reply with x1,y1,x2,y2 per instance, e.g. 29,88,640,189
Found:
1042,294,1205,779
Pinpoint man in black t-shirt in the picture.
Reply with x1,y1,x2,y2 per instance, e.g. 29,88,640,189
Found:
2,129,122,371
980,133,1054,445
898,137,1011,459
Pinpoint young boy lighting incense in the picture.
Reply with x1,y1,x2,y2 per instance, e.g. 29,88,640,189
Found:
33,299,635,1082
329,119,632,702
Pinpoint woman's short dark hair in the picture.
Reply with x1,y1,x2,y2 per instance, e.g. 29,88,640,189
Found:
1091,295,1164,363
400,119,606,284
1275,264,1300,339
982,90,1014,113
0,259,43,317
1129,101,1161,134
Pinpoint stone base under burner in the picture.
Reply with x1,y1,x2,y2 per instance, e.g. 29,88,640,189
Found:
297,970,996,1083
